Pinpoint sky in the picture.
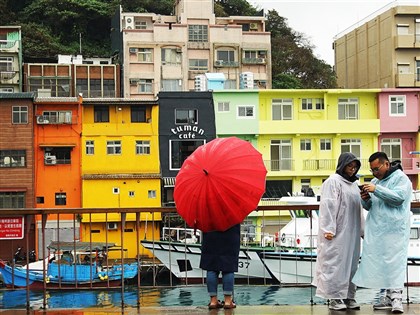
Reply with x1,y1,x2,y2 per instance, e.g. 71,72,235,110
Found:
250,0,418,65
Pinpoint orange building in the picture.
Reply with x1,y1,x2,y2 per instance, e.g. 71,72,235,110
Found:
33,96,83,255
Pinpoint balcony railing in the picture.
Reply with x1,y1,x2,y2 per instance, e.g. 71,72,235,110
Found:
0,40,18,50
214,60,239,68
264,160,294,171
0,70,18,81
242,57,266,64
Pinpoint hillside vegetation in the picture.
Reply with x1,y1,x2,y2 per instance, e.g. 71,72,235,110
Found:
3,0,336,88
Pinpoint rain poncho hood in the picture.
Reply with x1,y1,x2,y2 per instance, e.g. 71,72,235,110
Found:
352,167,412,289
312,153,363,299
335,152,361,182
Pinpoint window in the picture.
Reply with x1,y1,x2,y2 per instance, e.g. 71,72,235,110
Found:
338,98,359,120
0,56,13,72
301,99,312,110
417,60,420,81
0,192,25,208
217,50,235,63
0,87,13,93
380,138,401,160
0,150,25,167
175,109,198,124
136,140,150,155
315,98,325,110
320,139,331,151
389,95,406,116
94,106,109,123
302,98,324,110
218,102,230,112
188,25,208,42
301,179,310,191
272,99,292,120
131,106,146,122
170,140,205,170
138,48,153,62
90,79,101,97
36,196,44,204
12,106,28,124
396,24,409,35
107,141,121,155
224,80,236,89
161,48,181,64
103,79,115,97
416,19,420,42
55,193,66,206
85,141,94,155
135,21,147,30
300,139,311,151
242,50,267,63
138,79,153,93
161,79,182,91
148,190,156,199
189,59,208,71
270,140,292,171
341,139,361,158
237,105,254,118
44,147,72,165
41,111,72,124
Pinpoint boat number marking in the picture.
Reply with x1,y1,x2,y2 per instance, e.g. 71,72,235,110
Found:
238,261,250,269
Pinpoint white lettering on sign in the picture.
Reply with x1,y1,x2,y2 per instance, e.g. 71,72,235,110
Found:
171,125,205,139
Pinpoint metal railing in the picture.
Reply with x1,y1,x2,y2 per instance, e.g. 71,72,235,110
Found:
0,202,419,311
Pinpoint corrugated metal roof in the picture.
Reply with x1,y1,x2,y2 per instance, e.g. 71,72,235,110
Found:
83,97,158,105
0,92,35,99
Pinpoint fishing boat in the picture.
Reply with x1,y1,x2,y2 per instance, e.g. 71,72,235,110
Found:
0,241,138,289
260,209,420,286
141,227,275,283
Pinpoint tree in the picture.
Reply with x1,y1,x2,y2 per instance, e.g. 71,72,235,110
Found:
266,10,336,89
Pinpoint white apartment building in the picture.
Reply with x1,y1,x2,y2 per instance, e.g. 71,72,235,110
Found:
111,0,271,99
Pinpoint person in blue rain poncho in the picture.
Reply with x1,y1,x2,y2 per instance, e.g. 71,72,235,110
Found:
352,152,412,314
312,152,364,311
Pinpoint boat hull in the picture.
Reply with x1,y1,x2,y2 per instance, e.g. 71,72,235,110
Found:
141,240,274,283
260,252,420,286
0,260,138,289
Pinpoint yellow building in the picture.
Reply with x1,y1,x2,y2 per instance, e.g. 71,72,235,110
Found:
258,89,381,195
80,98,161,259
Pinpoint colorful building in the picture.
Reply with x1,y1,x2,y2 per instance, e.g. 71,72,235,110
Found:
0,92,36,260
33,96,83,255
0,26,22,93
80,98,161,258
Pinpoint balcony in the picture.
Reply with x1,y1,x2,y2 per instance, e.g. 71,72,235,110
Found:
395,73,415,87
0,70,18,82
264,160,294,172
0,39,18,51
214,60,239,68
242,57,266,65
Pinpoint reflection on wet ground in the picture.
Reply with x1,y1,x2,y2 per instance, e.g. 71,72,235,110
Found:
1,285,420,310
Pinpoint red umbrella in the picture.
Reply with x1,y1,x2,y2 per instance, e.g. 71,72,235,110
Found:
174,137,267,232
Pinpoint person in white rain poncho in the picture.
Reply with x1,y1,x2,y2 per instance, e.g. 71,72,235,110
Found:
352,152,412,314
312,152,364,311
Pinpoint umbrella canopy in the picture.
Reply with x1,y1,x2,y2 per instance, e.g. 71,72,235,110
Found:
174,137,267,232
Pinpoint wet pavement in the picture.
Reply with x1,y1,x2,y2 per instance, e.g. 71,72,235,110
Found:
0,304,420,315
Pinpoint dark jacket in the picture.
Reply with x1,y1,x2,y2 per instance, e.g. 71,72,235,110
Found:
199,224,240,272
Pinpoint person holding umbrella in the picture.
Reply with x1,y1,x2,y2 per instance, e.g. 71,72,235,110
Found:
199,224,240,309
173,137,267,310
312,152,363,310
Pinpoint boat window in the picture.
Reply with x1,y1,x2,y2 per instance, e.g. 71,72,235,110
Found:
410,227,419,239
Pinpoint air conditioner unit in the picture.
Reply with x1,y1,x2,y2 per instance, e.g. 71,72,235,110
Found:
194,75,207,91
249,23,258,30
215,60,223,67
45,156,57,165
175,48,182,53
129,47,138,54
107,222,118,230
257,58,265,63
129,78,139,85
37,116,49,124
125,16,134,29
